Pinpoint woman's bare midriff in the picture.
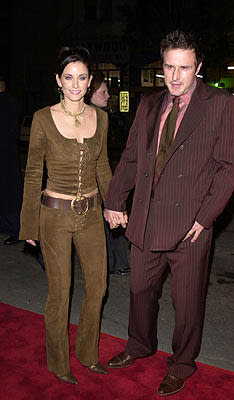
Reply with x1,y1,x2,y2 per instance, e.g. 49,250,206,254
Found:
44,188,98,199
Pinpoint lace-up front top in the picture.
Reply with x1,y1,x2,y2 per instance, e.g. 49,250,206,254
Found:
19,106,112,240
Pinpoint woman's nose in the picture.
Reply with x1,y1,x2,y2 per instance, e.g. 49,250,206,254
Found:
73,80,79,88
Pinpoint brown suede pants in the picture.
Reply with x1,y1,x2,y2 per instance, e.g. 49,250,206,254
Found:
39,196,107,376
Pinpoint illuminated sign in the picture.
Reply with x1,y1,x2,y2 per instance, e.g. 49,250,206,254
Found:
119,91,129,112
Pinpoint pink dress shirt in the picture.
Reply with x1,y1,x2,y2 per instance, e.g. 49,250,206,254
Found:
156,80,197,154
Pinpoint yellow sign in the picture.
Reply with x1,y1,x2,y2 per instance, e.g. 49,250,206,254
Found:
119,91,129,112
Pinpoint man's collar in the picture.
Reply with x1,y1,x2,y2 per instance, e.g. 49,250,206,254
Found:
179,78,197,105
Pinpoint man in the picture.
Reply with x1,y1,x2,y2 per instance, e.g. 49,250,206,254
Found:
0,74,22,244
104,30,234,396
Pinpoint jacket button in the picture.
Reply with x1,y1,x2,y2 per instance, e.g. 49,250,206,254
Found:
175,202,180,207
144,172,148,177
179,145,184,150
178,174,183,178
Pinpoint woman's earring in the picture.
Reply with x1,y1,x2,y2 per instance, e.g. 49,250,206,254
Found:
57,86,64,100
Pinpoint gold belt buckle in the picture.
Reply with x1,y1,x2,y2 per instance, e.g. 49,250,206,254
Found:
71,195,89,215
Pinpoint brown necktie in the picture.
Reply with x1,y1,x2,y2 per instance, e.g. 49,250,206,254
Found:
154,96,180,181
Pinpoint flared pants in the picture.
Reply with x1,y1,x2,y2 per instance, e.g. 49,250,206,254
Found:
39,198,107,376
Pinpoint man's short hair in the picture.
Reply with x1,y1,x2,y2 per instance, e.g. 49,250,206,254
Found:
160,30,203,67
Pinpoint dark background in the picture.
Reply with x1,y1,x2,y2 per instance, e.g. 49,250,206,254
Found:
1,0,234,117
1,0,234,229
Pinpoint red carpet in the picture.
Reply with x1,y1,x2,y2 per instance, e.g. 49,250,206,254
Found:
0,302,233,400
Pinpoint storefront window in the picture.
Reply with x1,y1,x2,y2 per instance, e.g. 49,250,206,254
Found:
141,61,164,87
92,63,121,87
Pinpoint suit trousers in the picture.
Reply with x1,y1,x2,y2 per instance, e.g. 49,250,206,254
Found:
125,222,212,379
39,198,107,376
104,219,129,273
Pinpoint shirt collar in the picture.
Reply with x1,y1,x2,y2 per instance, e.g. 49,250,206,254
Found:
179,78,197,106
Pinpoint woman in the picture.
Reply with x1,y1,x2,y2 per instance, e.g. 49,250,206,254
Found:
85,72,130,275
86,71,110,109
19,47,112,383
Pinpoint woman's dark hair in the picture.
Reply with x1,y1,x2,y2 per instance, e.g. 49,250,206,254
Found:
56,46,92,77
160,30,203,67
85,71,106,104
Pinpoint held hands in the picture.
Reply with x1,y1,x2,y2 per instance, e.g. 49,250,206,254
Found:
183,220,204,243
104,209,128,229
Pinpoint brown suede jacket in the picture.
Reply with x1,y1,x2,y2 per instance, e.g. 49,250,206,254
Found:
19,106,112,240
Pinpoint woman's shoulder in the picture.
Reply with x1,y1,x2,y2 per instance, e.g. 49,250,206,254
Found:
93,106,108,129
96,106,108,119
87,104,108,119
33,105,51,120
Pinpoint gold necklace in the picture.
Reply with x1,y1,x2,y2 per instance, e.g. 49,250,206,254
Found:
60,98,86,127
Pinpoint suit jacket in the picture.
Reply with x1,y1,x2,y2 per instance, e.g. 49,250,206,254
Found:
105,79,234,251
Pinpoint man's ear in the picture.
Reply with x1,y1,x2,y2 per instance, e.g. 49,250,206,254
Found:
195,62,202,76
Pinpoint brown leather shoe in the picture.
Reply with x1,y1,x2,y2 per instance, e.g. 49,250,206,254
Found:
55,373,78,384
107,351,136,369
88,361,108,374
158,374,185,396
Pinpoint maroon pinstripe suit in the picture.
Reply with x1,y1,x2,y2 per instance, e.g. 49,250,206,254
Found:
105,78,234,378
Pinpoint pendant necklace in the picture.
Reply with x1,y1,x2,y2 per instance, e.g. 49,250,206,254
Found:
60,98,86,127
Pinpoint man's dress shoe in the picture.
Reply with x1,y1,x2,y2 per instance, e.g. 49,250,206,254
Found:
88,361,108,374
107,351,136,368
158,374,185,396
4,236,20,245
55,373,78,384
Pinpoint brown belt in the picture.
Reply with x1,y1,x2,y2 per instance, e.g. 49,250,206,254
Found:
41,192,101,215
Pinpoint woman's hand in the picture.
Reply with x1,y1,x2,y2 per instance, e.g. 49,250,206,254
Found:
26,239,37,247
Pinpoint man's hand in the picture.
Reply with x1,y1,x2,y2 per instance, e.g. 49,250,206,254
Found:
104,209,128,229
183,221,204,243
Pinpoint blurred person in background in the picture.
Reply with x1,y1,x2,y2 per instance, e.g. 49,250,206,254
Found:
85,71,130,275
0,74,22,245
